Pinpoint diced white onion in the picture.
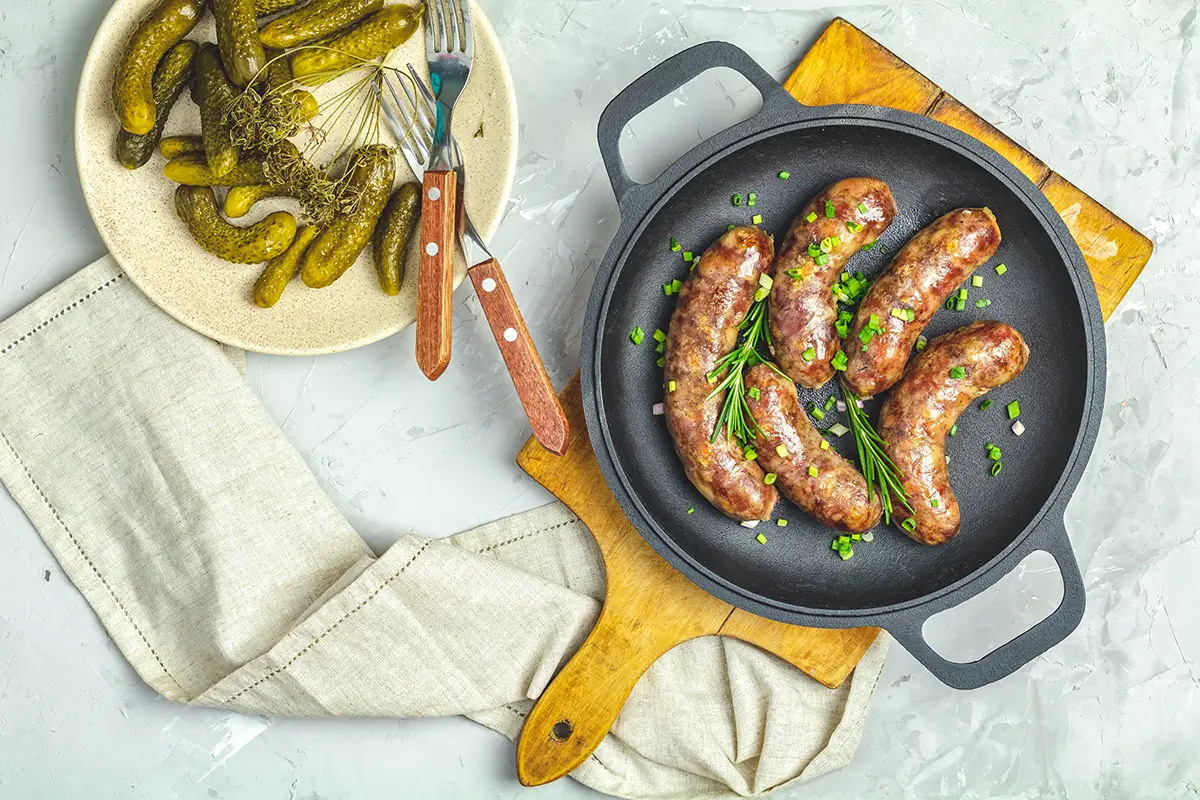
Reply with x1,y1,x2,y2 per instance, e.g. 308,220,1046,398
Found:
652,402,665,416
828,423,850,436
1012,420,1026,436
836,399,847,412
740,520,760,529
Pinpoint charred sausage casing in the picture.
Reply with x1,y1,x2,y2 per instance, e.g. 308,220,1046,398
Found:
878,320,1029,545
844,208,1001,397
770,177,897,388
744,364,882,533
664,226,779,521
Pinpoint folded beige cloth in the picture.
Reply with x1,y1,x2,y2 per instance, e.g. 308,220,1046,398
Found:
0,257,887,799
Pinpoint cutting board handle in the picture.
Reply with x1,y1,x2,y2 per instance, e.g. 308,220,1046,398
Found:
515,598,690,787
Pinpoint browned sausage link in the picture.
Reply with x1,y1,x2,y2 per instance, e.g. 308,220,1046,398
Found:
665,226,779,522
744,365,882,533
878,321,1029,545
770,177,897,389
843,208,1001,397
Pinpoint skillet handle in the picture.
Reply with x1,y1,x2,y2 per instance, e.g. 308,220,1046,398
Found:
597,41,798,204
884,518,1086,690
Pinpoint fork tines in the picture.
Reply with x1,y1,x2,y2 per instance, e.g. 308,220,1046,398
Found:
426,0,474,55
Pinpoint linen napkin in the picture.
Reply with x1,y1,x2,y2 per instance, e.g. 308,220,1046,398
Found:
0,256,888,799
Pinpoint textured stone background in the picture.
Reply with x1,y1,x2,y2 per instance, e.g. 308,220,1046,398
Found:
1,0,1196,797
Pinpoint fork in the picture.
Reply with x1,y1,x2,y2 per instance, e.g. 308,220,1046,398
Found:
415,0,475,381
379,66,571,456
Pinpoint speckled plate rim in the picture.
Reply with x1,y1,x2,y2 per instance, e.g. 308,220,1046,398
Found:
74,0,518,356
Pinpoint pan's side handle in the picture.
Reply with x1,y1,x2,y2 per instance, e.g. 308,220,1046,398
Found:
882,519,1086,690
597,41,799,205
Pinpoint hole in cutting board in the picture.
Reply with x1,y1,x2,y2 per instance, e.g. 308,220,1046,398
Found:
618,67,763,186
551,720,574,741
921,550,1063,663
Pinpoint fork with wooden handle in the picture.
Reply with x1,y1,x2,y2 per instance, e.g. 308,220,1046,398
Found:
378,68,570,455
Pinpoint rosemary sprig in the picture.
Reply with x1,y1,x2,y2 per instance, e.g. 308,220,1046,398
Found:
840,384,913,525
705,293,784,445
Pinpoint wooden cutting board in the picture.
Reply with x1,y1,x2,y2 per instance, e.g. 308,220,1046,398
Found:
514,17,1153,787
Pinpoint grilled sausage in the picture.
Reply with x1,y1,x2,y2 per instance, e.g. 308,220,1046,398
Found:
843,208,1001,397
770,177,897,388
665,226,779,522
878,321,1029,545
744,365,882,532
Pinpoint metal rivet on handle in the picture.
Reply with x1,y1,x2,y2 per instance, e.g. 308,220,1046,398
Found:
428,187,441,201
481,277,497,292
503,327,518,342
425,242,438,256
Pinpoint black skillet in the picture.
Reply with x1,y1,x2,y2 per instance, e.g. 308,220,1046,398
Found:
580,41,1104,690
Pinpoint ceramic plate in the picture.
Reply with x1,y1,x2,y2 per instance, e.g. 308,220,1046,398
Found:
76,0,517,355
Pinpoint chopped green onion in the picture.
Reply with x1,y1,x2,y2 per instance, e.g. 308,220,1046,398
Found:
958,288,969,301
945,297,955,310
846,220,863,233
931,498,940,508
916,335,928,351
972,275,983,287
955,298,967,311
862,532,874,542
808,465,819,477
764,473,777,485
995,263,1007,276
825,199,835,218
831,350,849,371
851,533,862,541
728,224,736,231
827,423,850,436
989,447,1002,461
857,202,869,214
670,236,681,252
682,251,694,262
747,386,760,400
820,237,834,253
751,214,763,225
732,193,743,206
1007,400,1021,419
777,518,788,527
808,242,821,258
861,241,876,251
991,461,1003,476
905,309,916,322
744,447,757,461
759,274,773,290
839,548,854,560
747,192,757,207
805,211,817,223
831,235,841,247
819,440,830,450
815,253,829,267
811,406,826,422
663,282,674,296
630,326,644,345
802,347,817,362
655,341,665,354
869,313,880,327
653,328,666,342
779,171,791,180
824,395,837,412
668,380,677,393
756,532,768,544
656,356,665,367
776,444,789,457
890,308,908,321
901,517,917,532
671,279,683,293
754,286,770,302
831,540,840,550
980,399,993,410
787,268,804,279
687,507,694,514
975,298,992,308
949,366,966,379
950,423,958,436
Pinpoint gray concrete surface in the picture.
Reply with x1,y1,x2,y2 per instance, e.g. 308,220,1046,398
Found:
1,0,1197,797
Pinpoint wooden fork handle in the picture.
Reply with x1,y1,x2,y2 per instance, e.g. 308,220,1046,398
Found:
416,170,457,380
468,259,570,455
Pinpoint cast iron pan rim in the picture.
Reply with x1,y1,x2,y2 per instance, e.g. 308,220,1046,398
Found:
582,102,1105,622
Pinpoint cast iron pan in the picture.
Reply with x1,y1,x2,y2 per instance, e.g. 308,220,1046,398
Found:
580,42,1104,689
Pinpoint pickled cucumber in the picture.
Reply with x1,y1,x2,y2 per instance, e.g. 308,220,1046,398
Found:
224,184,289,217
159,134,205,159
290,4,423,86
301,145,394,287
212,0,265,86
253,225,319,307
175,185,297,263
164,153,267,185
260,0,382,49
371,181,419,295
191,44,240,178
254,0,302,14
263,50,319,121
112,0,205,135
116,40,198,169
